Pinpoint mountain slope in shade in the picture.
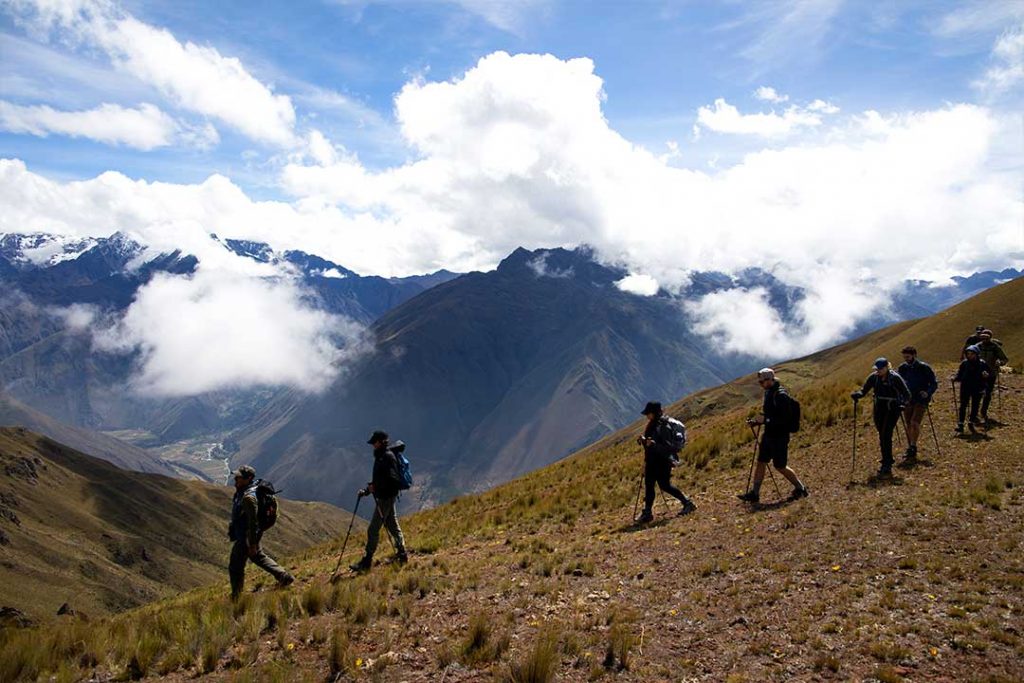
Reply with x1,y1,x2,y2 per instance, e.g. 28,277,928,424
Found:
0,428,347,621
0,391,178,477
239,247,759,509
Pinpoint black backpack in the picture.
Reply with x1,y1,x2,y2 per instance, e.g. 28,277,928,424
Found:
778,390,801,433
253,479,280,530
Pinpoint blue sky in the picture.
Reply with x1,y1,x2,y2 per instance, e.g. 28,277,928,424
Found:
3,0,1021,187
0,0,1022,378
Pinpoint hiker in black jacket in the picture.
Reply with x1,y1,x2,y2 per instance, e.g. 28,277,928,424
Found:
228,465,293,599
961,325,986,360
636,401,696,523
739,368,808,503
952,346,991,433
851,358,911,477
351,431,408,571
897,346,938,462
976,330,1008,423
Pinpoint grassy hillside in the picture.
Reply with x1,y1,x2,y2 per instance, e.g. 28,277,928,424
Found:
0,428,348,623
2,279,1022,682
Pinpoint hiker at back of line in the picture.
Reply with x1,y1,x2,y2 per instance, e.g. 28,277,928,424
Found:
897,346,938,462
739,368,808,504
975,329,1008,424
228,465,293,599
350,430,408,572
952,346,990,434
851,358,910,478
635,401,696,523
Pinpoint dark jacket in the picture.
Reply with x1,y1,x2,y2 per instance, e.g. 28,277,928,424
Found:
643,416,685,464
896,359,938,404
976,340,1008,373
859,371,911,410
762,381,794,438
371,446,402,499
229,483,259,545
954,357,991,392
961,334,983,360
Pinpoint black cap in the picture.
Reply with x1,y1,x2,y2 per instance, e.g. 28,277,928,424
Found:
367,430,389,445
641,401,662,416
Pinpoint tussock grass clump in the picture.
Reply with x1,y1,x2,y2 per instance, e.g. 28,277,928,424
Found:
461,611,510,666
508,628,559,683
329,626,354,678
301,582,326,616
603,624,634,671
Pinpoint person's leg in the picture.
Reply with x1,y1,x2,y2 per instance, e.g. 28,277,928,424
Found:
656,466,692,506
251,546,293,585
879,408,897,472
905,404,924,449
980,376,995,419
363,501,385,561
378,497,407,557
642,460,657,517
770,438,806,494
968,391,982,424
229,541,247,599
958,388,968,427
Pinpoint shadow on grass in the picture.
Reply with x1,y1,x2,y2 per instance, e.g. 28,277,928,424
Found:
614,518,674,534
737,496,799,513
846,474,907,489
956,431,994,442
896,457,935,470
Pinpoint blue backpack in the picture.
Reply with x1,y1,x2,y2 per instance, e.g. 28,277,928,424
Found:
391,441,413,491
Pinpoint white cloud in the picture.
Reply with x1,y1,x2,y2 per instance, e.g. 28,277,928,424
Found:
2,52,1022,360
93,268,369,397
974,25,1024,95
695,98,825,137
332,0,548,35
0,100,216,150
934,2,1024,38
754,86,788,103
527,252,573,278
807,98,839,114
615,274,659,297
5,0,297,146
735,0,845,74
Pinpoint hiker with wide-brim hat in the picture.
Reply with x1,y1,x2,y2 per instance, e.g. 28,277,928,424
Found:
635,401,696,523
350,430,408,572
975,330,1007,424
952,346,990,434
851,358,911,478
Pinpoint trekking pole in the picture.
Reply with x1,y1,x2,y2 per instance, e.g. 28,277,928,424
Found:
925,404,942,459
632,466,644,523
849,399,859,485
744,424,760,495
765,462,783,499
331,493,363,578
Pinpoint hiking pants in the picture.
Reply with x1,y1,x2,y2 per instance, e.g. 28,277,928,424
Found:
643,459,691,513
958,386,982,425
904,403,927,447
229,536,291,598
365,495,406,560
980,374,997,418
873,404,901,470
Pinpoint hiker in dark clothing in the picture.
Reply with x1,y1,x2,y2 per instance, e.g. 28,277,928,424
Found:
952,346,991,433
636,401,696,523
851,358,911,477
228,465,293,599
976,330,1008,423
351,431,408,571
897,346,938,462
961,325,986,360
739,368,808,503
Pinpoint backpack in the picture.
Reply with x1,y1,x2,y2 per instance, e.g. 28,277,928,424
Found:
391,441,413,491
662,417,687,459
775,389,801,433
253,479,280,530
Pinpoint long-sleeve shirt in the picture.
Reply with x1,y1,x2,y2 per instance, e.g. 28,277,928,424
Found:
859,371,911,409
896,359,938,404
229,484,260,546
372,446,401,499
762,381,794,438
976,340,1008,373
954,358,991,392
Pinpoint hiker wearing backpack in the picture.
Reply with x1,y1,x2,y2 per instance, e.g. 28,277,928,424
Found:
635,402,696,523
952,346,991,433
738,368,809,503
228,465,293,599
851,358,911,478
975,330,1008,424
897,346,938,462
351,431,408,571
961,325,986,360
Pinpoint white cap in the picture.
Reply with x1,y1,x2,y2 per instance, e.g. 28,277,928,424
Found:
757,368,775,381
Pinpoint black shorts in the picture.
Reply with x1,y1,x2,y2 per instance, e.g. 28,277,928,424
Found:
758,434,789,468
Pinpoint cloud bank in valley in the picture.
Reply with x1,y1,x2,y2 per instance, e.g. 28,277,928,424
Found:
2,51,1022,378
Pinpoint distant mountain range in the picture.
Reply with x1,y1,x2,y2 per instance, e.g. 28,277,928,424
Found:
0,230,1020,508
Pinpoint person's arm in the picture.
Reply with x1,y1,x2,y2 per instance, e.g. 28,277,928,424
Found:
242,494,259,555
996,345,1008,365
852,375,873,400
894,374,911,405
925,365,938,398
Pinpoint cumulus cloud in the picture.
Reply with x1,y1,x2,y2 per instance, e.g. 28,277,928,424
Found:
754,86,788,103
695,96,839,138
527,252,573,279
2,52,1022,360
615,274,659,297
5,0,297,146
93,268,369,397
0,100,216,150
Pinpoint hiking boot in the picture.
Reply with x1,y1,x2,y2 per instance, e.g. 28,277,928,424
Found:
350,557,372,573
277,574,294,589
876,467,893,479
679,501,697,516
636,511,654,524
968,421,977,434
737,491,759,503
790,486,809,500
955,423,964,434
395,552,409,565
